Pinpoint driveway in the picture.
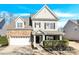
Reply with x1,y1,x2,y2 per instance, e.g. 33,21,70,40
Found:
0,45,33,55
69,41,79,50
0,41,79,55
0,45,52,55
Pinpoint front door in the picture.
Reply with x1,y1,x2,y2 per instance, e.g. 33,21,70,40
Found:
36,35,42,44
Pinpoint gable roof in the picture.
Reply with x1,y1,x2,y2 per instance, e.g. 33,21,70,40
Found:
70,20,79,25
14,16,24,22
7,16,32,30
67,20,79,26
31,5,59,21
64,20,79,29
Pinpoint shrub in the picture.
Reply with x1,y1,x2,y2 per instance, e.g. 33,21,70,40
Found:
0,36,8,47
43,40,53,48
43,40,69,50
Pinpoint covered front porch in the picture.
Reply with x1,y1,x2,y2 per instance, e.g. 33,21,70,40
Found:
32,30,64,47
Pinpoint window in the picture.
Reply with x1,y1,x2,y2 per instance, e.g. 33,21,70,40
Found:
46,36,54,40
74,26,78,31
45,23,55,29
17,22,23,28
34,22,41,28
63,30,65,32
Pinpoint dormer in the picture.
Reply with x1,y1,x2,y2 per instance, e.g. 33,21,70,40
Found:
15,17,24,29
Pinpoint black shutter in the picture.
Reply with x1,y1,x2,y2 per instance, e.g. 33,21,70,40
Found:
39,23,41,28
35,23,36,28
54,23,55,29
44,23,46,29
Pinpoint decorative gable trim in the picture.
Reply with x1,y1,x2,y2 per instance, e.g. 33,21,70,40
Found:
31,5,59,21
14,16,24,22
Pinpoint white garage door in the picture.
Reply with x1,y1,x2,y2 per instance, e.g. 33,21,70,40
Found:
9,37,31,46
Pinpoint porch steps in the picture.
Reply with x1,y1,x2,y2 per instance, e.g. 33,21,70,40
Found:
36,44,43,50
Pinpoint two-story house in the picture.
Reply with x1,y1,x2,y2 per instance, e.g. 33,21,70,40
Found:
6,5,64,46
31,5,64,47
64,20,79,40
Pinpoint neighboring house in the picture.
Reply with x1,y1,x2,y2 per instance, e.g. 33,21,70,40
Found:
6,17,32,46
64,20,79,40
0,18,7,36
31,5,64,46
0,18,5,29
6,5,64,46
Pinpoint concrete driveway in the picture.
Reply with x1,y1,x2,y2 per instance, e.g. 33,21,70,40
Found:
69,41,79,50
0,45,33,55
0,41,79,55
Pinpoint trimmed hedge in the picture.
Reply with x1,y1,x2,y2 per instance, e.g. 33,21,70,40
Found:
43,40,69,49
0,36,8,46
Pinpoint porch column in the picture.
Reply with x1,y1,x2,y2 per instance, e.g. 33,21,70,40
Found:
43,35,45,41
60,35,62,40
34,35,36,47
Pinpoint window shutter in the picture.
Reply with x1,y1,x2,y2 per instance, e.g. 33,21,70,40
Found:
44,23,46,29
35,23,36,28
39,23,41,28
54,23,55,29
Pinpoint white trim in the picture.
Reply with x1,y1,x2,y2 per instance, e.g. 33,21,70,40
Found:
14,16,24,22
43,35,45,41
33,35,36,47
15,16,25,28
60,35,62,40
31,5,59,20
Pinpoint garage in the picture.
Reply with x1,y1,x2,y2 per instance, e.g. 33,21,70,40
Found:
7,29,32,46
9,36,31,46
6,17,32,46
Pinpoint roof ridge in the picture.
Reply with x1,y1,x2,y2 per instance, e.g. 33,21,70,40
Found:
31,4,58,20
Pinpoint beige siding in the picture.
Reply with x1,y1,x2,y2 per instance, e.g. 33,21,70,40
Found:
15,18,24,28
32,7,56,19
7,30,32,37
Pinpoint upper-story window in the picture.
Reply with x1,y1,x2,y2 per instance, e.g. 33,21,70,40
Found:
17,22,23,28
74,26,78,31
35,22,41,28
44,23,55,29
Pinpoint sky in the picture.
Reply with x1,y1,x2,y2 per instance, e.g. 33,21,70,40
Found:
0,4,79,28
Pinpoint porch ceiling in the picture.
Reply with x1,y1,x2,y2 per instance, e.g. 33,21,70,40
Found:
43,31,64,35
32,30,64,35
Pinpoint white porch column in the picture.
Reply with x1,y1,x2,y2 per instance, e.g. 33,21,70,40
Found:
40,35,45,45
34,35,36,47
43,35,45,41
60,35,62,40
